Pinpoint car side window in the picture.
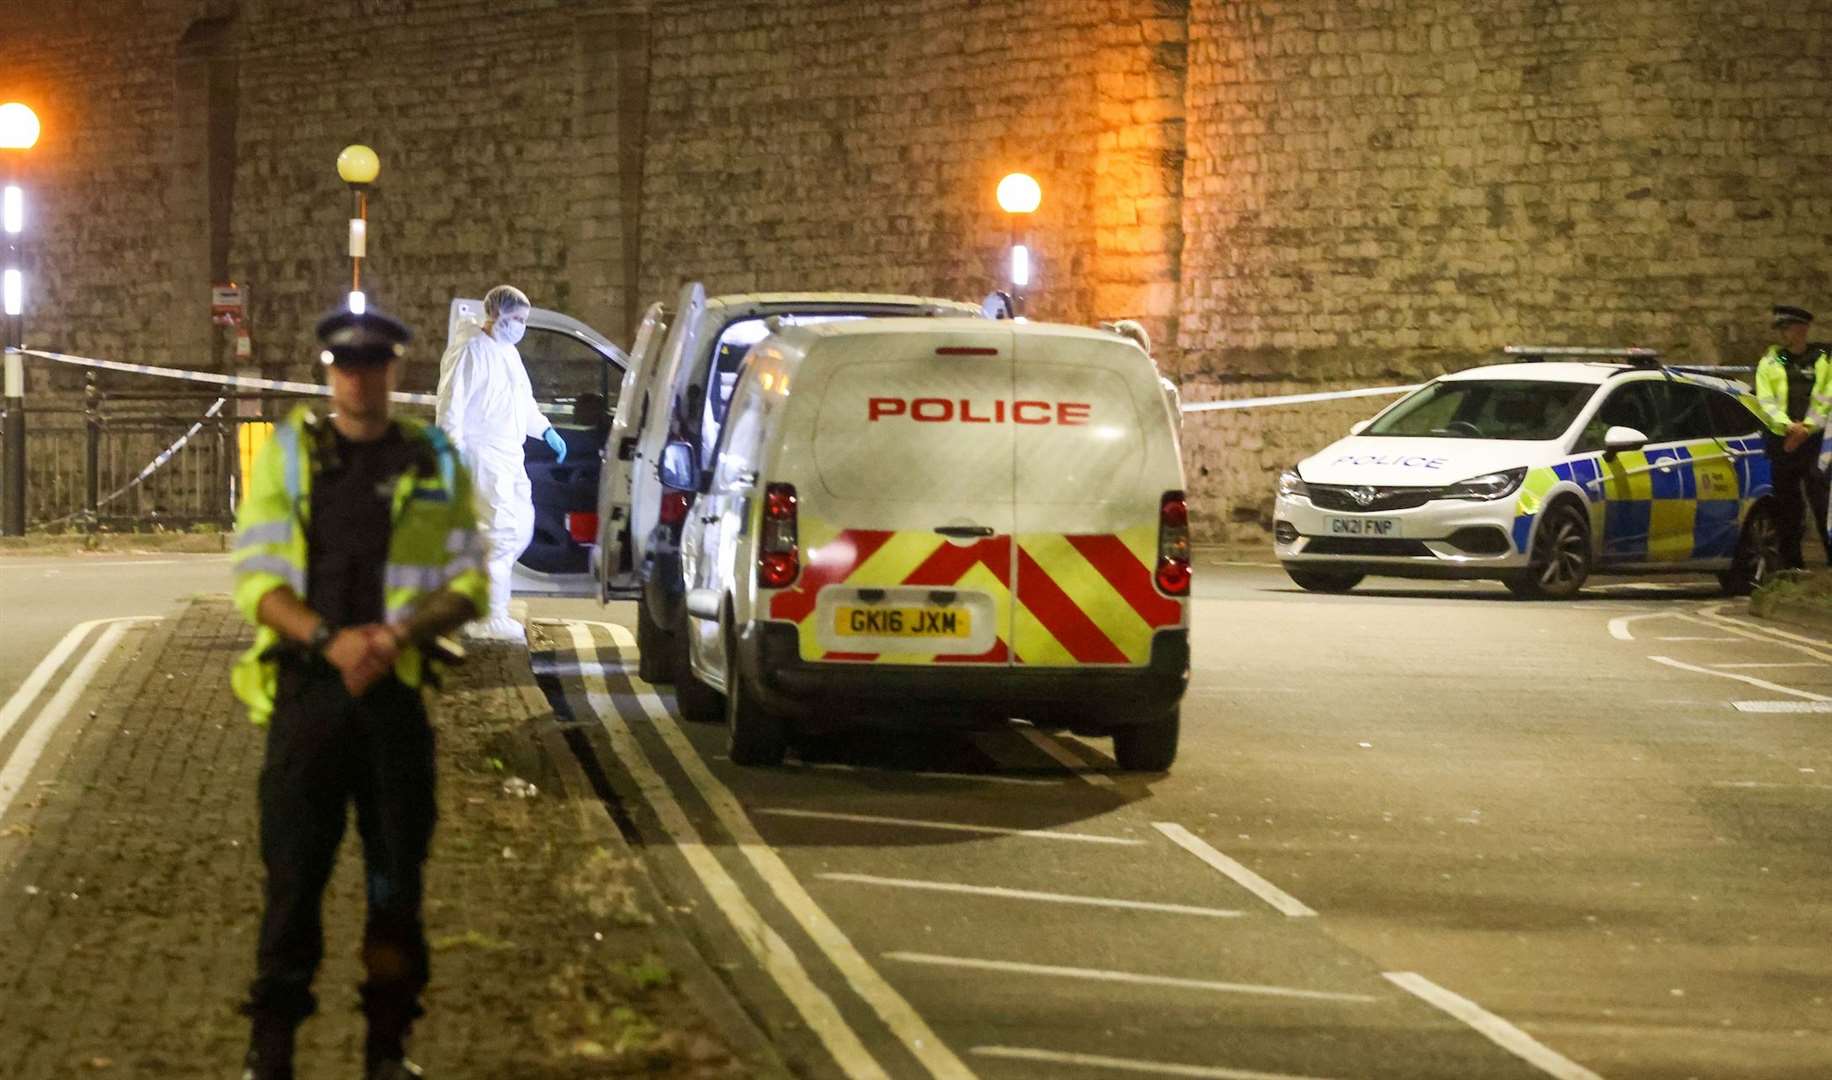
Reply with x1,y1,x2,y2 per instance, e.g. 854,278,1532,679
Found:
1706,389,1763,439
1574,381,1663,453
1661,383,1718,442
519,327,623,415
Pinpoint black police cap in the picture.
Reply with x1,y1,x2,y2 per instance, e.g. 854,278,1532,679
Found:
1773,305,1815,328
315,308,413,366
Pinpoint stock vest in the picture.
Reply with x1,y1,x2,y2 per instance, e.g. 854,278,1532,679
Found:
229,406,489,724
1754,344,1832,436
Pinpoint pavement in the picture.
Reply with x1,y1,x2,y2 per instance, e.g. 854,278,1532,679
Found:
2,554,1830,1078
0,596,772,1078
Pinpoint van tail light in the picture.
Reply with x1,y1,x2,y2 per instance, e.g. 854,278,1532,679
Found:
659,491,692,528
1155,490,1191,596
757,482,800,589
564,511,599,544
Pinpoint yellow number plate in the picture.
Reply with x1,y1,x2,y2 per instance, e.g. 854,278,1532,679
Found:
833,606,972,639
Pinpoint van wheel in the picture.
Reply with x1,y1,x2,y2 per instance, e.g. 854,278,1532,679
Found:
1286,568,1363,593
636,599,675,683
1720,503,1780,597
1113,708,1179,772
1506,502,1589,599
674,653,725,725
725,629,787,767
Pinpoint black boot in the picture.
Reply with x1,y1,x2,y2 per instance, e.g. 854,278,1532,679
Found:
240,1017,295,1080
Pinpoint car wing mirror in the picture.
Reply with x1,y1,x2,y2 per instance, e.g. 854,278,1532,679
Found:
659,440,698,490
1603,425,1649,456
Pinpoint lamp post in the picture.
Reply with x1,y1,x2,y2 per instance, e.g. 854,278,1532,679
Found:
996,171,1041,318
336,144,380,313
1,101,41,537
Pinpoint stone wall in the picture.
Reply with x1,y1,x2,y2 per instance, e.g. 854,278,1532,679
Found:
1179,0,1832,540
6,0,1831,539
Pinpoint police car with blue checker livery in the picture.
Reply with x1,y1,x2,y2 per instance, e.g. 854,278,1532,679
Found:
1273,355,1780,598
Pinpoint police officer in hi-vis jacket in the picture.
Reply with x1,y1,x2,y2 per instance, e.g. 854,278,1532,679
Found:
1754,305,1832,571
229,308,489,1080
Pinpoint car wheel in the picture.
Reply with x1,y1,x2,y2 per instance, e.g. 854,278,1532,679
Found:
1112,708,1180,772
1507,502,1590,599
725,626,787,767
1285,568,1364,593
1719,502,1780,597
636,599,676,683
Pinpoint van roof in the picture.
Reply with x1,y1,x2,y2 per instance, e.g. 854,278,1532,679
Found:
704,292,983,314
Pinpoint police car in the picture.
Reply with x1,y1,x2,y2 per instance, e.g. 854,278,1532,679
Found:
1274,351,1780,598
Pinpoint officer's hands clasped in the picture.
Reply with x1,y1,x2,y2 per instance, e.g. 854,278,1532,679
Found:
323,624,406,697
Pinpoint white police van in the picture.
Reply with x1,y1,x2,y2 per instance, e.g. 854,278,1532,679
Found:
671,318,1192,770
1274,353,1779,598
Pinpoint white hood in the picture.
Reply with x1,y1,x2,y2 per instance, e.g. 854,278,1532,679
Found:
1298,436,1548,487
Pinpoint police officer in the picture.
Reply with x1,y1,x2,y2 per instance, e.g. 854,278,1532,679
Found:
229,309,489,1080
1755,305,1832,570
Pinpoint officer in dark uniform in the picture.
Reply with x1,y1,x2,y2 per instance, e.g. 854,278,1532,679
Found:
233,310,486,1080
1754,305,1832,570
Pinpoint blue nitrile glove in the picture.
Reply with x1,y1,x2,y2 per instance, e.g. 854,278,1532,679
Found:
543,427,568,463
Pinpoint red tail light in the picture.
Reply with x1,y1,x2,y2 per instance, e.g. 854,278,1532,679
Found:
564,511,599,544
659,491,692,527
1155,490,1191,596
757,482,800,589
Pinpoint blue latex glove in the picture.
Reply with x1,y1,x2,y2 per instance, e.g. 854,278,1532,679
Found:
543,427,567,463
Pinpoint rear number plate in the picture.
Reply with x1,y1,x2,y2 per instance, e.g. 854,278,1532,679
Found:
1326,516,1401,537
834,606,972,639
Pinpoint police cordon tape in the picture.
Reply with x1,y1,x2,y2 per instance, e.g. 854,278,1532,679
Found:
37,396,229,530
15,345,1756,416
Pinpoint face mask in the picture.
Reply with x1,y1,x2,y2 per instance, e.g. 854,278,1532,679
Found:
492,317,526,346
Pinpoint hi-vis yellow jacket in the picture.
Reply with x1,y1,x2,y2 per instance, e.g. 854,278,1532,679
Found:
1754,345,1832,435
229,406,489,724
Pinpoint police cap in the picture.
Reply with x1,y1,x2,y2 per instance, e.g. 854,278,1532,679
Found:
316,308,413,366
1773,305,1815,328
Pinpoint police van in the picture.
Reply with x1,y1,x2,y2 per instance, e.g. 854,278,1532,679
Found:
592,283,986,682
671,318,1191,770
1274,353,1779,598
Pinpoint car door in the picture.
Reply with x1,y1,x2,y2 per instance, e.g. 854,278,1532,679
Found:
1661,381,1739,561
1577,380,1667,563
597,301,671,600
630,283,707,579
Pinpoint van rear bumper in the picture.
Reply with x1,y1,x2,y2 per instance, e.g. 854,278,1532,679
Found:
736,622,1189,730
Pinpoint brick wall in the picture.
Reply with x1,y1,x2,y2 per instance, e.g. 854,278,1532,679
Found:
6,1,1830,539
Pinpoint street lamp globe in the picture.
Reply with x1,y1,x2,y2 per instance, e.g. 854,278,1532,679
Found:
336,143,380,187
0,103,40,151
996,172,1042,215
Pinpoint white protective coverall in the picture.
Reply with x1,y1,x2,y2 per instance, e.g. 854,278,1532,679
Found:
436,319,549,637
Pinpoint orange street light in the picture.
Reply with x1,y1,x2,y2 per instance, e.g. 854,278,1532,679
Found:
0,103,40,151
995,172,1041,314
336,144,380,311
1,102,40,536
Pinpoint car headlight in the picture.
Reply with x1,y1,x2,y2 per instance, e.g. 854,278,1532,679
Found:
1277,469,1309,498
1440,467,1527,501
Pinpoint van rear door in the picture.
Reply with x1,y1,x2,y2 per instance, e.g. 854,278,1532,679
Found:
776,326,1016,664
1010,331,1182,667
597,300,670,600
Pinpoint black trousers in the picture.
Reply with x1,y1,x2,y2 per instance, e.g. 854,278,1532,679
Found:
1766,433,1832,569
245,657,437,1045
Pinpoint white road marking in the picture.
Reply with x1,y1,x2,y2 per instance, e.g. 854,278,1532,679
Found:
1684,607,1832,664
970,1046,1340,1080
1713,780,1831,790
791,760,1064,787
1655,636,1736,642
0,619,154,822
589,625,975,1079
1384,972,1607,1080
561,625,894,1080
1647,655,1830,701
0,619,108,750
1730,700,1832,713
885,952,1376,1004
1016,725,1114,786
1714,662,1820,670
1607,611,1677,641
757,807,1142,846
817,873,1245,918
1590,581,1678,591
0,557,228,570
1153,823,1318,917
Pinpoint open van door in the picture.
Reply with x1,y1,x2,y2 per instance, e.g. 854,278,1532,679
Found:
444,298,627,597
620,282,706,598
596,301,671,601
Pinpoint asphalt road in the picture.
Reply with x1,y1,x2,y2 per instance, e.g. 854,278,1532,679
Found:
530,559,1832,1080
0,552,231,707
